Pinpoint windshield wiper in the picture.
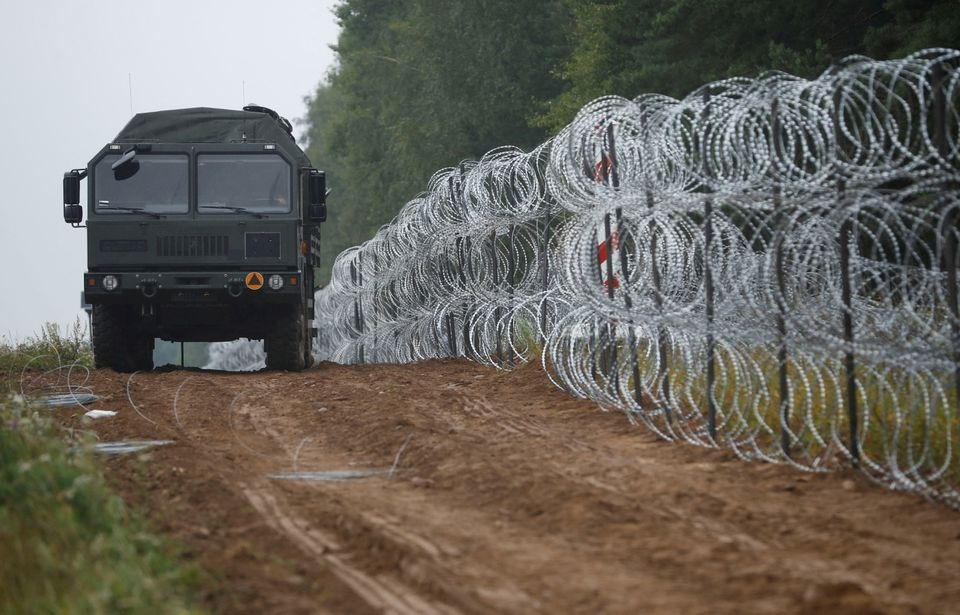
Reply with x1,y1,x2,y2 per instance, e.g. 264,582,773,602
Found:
199,205,266,218
99,206,162,219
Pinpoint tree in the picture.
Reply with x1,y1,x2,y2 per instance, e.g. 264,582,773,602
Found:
865,0,960,58
536,0,899,131
302,0,571,283
303,0,959,281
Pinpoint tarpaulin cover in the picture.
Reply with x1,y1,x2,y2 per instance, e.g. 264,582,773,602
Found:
113,107,311,166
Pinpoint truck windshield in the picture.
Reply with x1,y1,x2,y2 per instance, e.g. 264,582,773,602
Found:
95,154,189,214
198,154,291,214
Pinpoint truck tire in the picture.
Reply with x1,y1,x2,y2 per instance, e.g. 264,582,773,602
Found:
304,304,315,368
92,305,154,372
304,343,315,369
129,334,155,372
265,304,306,371
92,305,127,371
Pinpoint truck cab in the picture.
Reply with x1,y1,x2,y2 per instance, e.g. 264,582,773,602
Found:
63,106,327,372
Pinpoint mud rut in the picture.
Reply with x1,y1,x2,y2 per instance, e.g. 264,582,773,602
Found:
57,360,960,614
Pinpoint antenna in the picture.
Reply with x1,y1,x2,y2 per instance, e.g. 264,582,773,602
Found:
242,80,246,106
128,73,134,116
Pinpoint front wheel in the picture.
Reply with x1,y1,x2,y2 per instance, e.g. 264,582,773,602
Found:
265,303,307,371
92,305,154,372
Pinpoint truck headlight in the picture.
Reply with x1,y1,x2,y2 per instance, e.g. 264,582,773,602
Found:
268,274,284,290
102,275,119,291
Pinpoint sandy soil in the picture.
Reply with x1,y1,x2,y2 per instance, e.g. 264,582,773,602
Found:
53,359,960,614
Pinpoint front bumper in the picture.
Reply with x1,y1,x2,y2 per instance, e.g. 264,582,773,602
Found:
83,270,303,304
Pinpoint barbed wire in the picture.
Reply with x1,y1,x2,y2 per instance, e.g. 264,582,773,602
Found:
213,48,960,507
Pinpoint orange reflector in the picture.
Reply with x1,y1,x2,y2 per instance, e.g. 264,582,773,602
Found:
245,272,264,291
88,278,96,286
300,240,308,255
289,276,298,286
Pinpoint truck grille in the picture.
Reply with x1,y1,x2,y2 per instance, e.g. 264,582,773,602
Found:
156,235,230,257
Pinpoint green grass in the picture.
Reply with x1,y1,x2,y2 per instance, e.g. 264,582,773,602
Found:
511,316,543,361
0,395,204,614
1,320,94,392
608,339,960,485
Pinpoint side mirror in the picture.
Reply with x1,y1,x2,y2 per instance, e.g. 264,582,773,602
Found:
307,169,328,222
112,148,140,180
309,169,326,206
309,203,327,222
63,170,82,205
64,204,83,224
63,169,86,225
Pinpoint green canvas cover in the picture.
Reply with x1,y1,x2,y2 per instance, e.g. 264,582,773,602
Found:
113,107,311,166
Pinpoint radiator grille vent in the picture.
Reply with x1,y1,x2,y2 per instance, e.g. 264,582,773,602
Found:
156,235,229,257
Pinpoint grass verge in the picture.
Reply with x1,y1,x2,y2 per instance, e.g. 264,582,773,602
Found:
1,320,94,393
0,395,204,614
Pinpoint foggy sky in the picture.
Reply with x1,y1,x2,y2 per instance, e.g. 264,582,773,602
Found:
0,0,339,340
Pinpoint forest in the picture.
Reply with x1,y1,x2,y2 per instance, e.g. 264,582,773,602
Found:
301,0,959,283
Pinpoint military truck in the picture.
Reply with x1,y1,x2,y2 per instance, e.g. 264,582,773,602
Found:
63,106,327,372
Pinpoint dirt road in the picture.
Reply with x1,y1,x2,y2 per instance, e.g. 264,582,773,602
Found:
55,360,960,614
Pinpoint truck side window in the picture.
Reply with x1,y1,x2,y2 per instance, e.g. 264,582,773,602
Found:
198,154,292,213
94,154,189,214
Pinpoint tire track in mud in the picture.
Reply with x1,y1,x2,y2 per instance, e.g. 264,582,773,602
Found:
241,485,458,615
159,376,465,613
55,360,960,615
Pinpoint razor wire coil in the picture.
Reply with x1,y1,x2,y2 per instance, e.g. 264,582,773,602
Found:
210,49,960,507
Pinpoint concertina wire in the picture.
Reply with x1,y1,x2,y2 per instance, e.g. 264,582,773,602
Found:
209,49,960,508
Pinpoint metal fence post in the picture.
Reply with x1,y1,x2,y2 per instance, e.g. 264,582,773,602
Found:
457,165,472,359
593,222,604,382
351,256,365,364
589,129,602,384
702,90,717,443
603,212,618,388
834,86,859,466
462,236,473,357
933,61,960,431
772,97,792,458
640,103,670,419
617,206,644,408
358,251,366,364
507,224,516,367
372,251,378,363
649,189,672,420
446,242,459,357
540,201,552,341
491,229,503,365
